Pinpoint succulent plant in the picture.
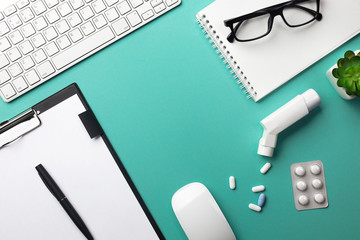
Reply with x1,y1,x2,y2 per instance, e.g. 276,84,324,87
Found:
332,50,360,96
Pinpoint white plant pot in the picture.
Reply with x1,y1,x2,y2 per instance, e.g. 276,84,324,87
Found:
326,50,360,100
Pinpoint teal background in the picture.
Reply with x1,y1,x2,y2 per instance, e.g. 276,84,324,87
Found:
1,1,360,239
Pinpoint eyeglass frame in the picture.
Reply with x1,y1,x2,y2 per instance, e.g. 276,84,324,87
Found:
224,0,322,43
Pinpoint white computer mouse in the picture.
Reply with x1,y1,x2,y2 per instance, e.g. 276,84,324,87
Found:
171,182,236,240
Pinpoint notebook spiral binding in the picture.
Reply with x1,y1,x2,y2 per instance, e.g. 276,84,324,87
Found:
195,15,256,100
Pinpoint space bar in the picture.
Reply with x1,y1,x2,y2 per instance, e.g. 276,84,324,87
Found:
52,27,115,70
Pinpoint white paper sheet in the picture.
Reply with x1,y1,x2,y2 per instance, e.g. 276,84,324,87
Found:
0,95,160,240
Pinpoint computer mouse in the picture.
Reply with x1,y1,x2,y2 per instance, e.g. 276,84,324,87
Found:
171,182,236,240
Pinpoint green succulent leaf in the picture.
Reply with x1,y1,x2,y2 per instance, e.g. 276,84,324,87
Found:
337,77,345,87
346,87,353,95
337,58,344,67
337,66,345,76
340,58,350,68
349,56,360,66
345,78,353,88
345,50,355,59
332,68,339,78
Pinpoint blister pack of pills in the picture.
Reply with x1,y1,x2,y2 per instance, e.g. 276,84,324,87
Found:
290,160,328,211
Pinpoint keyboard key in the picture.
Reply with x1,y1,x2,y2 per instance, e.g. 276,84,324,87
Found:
112,18,129,35
9,31,24,45
165,0,177,6
0,54,10,69
105,8,119,22
8,15,23,29
31,34,46,48
20,55,35,70
33,16,48,31
25,69,40,85
20,23,36,37
129,0,143,8
154,3,165,13
13,76,28,92
0,13,4,21
19,40,34,55
142,9,154,20
80,6,94,20
117,1,131,15
0,83,16,99
127,11,141,27
8,63,23,77
68,13,82,27
0,37,12,51
37,61,55,78
33,49,47,63
0,22,10,37
20,8,35,22
93,15,107,29
7,47,22,61
81,22,95,36
44,0,59,8
58,2,72,17
92,0,106,13
53,27,115,69
104,0,119,7
0,70,11,84
4,5,17,17
69,0,85,10
150,0,162,7
57,35,71,49
55,19,70,34
16,0,30,9
43,27,58,41
44,42,59,56
32,1,47,15
69,28,83,42
45,9,60,23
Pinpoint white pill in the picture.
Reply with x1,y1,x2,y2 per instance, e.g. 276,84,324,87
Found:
298,195,309,205
249,203,262,212
252,185,265,192
310,164,321,175
296,181,307,191
260,162,272,174
229,176,236,190
312,179,323,189
295,166,306,176
314,193,325,203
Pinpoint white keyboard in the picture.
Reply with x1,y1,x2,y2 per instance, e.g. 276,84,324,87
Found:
0,0,180,102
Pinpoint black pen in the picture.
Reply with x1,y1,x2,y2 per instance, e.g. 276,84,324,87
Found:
36,164,94,240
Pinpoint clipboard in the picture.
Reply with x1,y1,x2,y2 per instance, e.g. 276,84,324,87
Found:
0,83,164,240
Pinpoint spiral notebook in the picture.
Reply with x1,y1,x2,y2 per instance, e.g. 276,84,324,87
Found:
196,0,360,102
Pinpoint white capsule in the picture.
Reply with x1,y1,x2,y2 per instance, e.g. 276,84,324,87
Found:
296,181,307,191
252,185,265,192
312,179,323,189
310,164,321,175
314,193,325,203
260,162,272,174
298,195,309,205
295,166,306,176
229,176,236,190
249,203,262,212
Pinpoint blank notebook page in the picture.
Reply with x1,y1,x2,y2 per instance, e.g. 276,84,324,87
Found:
0,95,159,240
197,0,360,101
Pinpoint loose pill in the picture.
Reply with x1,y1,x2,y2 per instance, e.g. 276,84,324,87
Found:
257,193,266,207
310,164,321,175
252,185,265,192
298,195,309,206
260,162,272,174
314,193,325,203
229,176,236,190
249,203,262,212
296,181,307,191
295,166,306,176
312,179,323,189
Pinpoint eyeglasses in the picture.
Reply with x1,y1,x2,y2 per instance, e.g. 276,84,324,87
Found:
224,0,322,43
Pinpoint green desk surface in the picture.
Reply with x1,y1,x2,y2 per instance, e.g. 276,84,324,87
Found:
1,1,360,239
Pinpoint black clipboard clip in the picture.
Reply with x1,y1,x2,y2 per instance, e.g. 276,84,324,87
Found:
0,108,41,148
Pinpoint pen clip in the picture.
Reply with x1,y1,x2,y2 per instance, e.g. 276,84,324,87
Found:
0,109,41,149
